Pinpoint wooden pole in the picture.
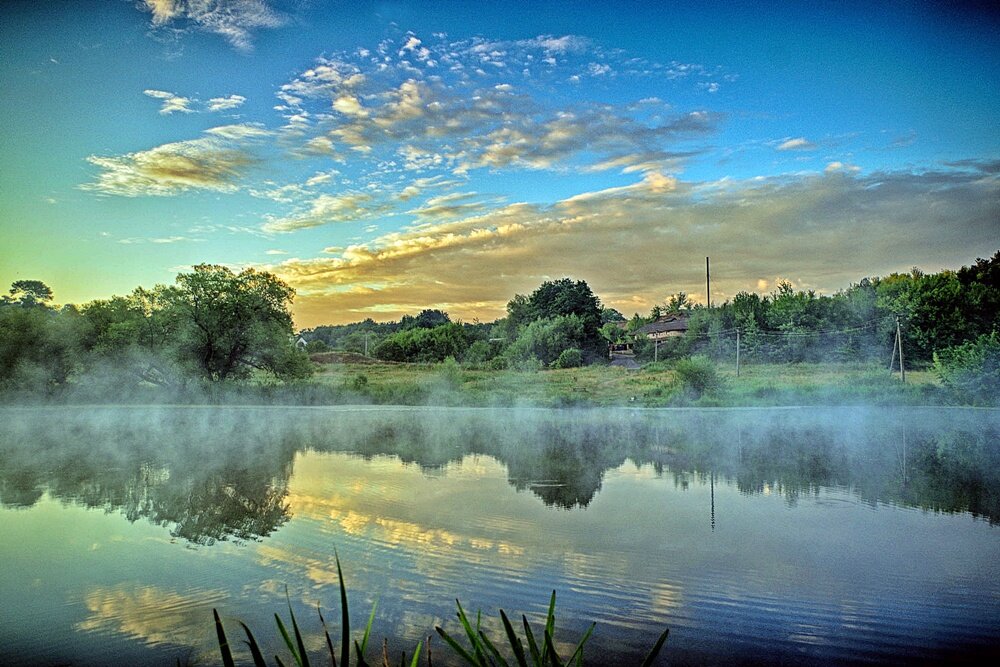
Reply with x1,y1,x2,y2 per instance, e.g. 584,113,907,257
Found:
706,256,711,309
736,327,741,377
897,316,906,383
888,323,898,373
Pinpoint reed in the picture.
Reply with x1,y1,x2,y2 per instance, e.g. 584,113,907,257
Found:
215,562,667,666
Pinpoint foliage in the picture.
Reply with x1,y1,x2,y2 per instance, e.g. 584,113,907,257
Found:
373,323,469,363
505,279,604,356
552,348,584,369
167,265,308,381
504,315,585,367
213,553,419,667
673,355,724,397
3,279,54,307
218,578,666,667
933,332,1000,405
0,299,81,390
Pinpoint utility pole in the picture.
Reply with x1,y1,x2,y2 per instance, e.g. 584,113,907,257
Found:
364,331,370,357
896,316,906,383
736,327,741,377
706,256,711,309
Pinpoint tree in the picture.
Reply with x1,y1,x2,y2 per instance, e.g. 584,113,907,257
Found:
167,265,310,381
513,278,604,355
4,280,53,308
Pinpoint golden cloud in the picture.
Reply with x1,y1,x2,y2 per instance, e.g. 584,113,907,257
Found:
269,169,998,327
83,136,257,197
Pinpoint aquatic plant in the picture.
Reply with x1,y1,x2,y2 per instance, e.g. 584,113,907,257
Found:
435,590,669,667
214,553,421,667
214,559,667,666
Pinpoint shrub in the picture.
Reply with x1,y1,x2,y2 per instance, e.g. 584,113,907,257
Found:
552,347,583,368
933,332,1000,405
673,355,724,397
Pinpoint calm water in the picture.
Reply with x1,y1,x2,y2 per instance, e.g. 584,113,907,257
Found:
1,406,998,666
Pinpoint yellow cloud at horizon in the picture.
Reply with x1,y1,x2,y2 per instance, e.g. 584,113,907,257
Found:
274,169,998,328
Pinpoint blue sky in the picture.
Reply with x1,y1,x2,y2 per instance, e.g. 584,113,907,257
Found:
1,0,997,326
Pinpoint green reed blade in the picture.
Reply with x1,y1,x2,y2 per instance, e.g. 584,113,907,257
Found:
239,621,269,667
335,551,350,667
565,622,594,667
639,628,670,667
354,639,370,667
408,640,423,667
317,605,337,667
434,626,481,666
478,628,510,667
360,598,378,655
275,655,287,667
213,609,236,667
499,610,528,667
543,629,563,667
275,613,302,667
286,589,311,667
521,616,541,666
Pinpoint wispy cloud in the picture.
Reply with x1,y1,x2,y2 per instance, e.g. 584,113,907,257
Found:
207,94,246,112
266,167,999,325
143,89,194,114
145,90,248,114
83,133,260,197
262,192,392,232
776,137,816,151
140,0,288,52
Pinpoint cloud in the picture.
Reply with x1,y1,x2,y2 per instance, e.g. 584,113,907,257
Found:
76,584,226,649
83,134,258,197
207,94,247,112
273,33,722,177
777,137,817,151
266,167,999,326
824,161,860,174
262,192,391,232
143,89,194,114
140,0,287,51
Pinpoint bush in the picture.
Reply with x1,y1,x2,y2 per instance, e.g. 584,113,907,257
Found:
933,332,1000,405
673,355,724,397
552,347,583,368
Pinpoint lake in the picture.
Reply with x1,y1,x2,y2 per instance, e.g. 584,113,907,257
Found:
1,405,998,665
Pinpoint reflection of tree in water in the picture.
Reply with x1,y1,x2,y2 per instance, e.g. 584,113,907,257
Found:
0,408,297,544
2,406,999,537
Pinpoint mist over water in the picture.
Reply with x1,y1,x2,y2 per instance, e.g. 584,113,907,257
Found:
1,406,999,665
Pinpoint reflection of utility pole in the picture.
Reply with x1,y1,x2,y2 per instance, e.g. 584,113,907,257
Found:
710,470,716,532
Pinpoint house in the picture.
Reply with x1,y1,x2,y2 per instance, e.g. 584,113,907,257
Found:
635,313,690,341
295,336,308,350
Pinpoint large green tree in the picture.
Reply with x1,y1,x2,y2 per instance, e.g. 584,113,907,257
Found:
167,264,310,381
503,278,604,357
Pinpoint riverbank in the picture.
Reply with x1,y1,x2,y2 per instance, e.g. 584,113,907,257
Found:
308,357,944,407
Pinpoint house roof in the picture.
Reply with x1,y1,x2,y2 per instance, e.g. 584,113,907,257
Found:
635,314,690,335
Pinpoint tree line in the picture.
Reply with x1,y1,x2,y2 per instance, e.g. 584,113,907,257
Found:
301,252,998,371
3,251,997,397
0,265,311,394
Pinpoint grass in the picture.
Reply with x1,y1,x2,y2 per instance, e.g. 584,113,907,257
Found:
214,556,668,666
307,356,944,408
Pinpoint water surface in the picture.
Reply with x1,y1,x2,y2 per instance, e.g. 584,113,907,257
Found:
1,406,998,665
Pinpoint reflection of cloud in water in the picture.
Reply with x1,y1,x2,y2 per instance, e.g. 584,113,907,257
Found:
75,584,225,651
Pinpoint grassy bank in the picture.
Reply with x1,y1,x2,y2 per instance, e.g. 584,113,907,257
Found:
308,356,944,407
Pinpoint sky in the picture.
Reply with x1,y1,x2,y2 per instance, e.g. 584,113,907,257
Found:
1,0,997,328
